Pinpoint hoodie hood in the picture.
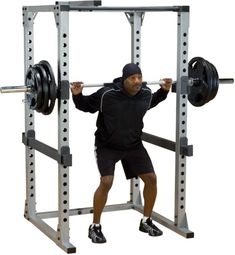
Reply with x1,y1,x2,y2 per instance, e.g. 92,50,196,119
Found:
113,77,122,84
113,76,147,88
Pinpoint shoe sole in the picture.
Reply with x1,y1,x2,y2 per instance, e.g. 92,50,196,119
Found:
139,227,163,237
88,233,107,243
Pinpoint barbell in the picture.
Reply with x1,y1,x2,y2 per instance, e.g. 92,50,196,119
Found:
0,57,233,115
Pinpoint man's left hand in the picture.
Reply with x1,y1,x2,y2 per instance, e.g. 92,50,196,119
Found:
161,78,172,92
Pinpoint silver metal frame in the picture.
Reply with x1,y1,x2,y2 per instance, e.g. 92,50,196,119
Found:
22,1,194,253
175,10,190,230
126,11,145,207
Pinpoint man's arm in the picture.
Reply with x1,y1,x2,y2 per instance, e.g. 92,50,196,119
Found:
71,82,101,113
149,78,172,109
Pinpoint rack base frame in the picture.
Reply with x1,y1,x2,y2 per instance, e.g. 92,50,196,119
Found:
26,202,193,253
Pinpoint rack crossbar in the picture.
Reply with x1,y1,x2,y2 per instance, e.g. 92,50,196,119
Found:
142,132,175,152
37,203,133,219
62,6,183,12
23,4,188,13
23,5,55,12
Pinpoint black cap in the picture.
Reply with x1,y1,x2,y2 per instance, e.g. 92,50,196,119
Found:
122,63,142,82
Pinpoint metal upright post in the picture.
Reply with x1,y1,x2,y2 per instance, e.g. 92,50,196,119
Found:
126,11,145,206
23,7,36,220
175,8,191,231
21,3,76,253
54,2,75,251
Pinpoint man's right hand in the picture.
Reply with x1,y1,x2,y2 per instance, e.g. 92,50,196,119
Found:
70,81,84,95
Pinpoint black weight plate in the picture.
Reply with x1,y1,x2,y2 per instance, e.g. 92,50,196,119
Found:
188,57,211,106
205,59,216,103
188,80,209,106
202,58,214,104
208,60,219,102
25,66,43,110
39,60,57,115
33,64,49,113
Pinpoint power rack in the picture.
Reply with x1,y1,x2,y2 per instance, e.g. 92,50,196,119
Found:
22,1,193,253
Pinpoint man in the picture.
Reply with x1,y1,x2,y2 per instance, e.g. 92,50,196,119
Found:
71,63,172,243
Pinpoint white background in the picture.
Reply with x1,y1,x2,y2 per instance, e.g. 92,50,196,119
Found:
0,0,235,254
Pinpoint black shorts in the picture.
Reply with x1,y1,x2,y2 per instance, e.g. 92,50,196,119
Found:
94,145,155,179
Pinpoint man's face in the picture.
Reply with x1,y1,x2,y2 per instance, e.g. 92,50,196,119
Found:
123,74,143,96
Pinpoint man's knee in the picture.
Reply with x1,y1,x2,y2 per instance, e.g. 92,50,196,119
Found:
100,175,114,191
139,172,157,186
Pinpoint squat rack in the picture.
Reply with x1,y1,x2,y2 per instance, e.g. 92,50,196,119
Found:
22,1,193,253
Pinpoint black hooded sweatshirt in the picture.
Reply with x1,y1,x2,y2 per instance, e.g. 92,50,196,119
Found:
72,78,169,150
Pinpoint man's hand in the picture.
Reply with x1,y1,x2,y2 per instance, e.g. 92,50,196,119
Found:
70,81,84,95
161,78,172,92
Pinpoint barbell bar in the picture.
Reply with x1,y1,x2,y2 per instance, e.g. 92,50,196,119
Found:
0,81,169,93
0,81,167,92
0,57,234,114
0,78,233,93
71,78,234,88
